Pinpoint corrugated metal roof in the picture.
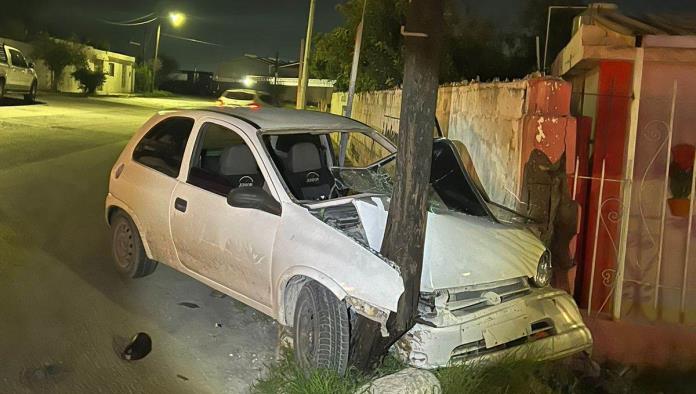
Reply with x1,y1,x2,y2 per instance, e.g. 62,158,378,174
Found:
585,5,696,36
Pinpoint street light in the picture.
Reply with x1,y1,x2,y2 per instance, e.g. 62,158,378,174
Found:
153,11,186,91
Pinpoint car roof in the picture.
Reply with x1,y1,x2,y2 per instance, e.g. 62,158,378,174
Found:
202,106,373,132
223,88,266,94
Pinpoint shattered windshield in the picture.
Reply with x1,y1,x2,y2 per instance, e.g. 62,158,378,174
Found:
263,130,531,223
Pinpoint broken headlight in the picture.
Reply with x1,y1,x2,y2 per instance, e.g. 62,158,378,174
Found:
532,250,552,287
417,289,449,318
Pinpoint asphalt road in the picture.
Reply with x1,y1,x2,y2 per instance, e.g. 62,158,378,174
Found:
0,94,278,393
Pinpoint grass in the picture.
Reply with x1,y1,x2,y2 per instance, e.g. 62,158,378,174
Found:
251,348,404,394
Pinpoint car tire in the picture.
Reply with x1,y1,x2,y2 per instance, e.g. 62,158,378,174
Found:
0,79,5,100
110,211,158,278
293,280,349,375
24,81,36,104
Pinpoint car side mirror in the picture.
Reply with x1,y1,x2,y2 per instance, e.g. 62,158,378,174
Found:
227,186,282,216
28,61,34,68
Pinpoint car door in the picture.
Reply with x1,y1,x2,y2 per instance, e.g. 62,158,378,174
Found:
7,48,30,89
117,116,195,266
170,119,280,308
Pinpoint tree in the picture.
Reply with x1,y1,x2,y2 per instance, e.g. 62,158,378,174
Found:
349,0,444,370
155,54,179,88
32,33,86,92
72,68,106,95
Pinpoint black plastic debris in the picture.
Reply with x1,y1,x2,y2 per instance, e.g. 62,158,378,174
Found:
177,374,189,381
215,323,223,328
177,302,200,309
121,332,152,361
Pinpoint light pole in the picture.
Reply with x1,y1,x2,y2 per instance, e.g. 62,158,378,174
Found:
152,12,186,91
296,0,316,109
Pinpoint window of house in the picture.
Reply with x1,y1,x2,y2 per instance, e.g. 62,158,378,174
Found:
132,117,195,177
108,63,115,77
188,123,265,196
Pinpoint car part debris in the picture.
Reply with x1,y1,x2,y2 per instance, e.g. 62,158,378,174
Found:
121,332,152,361
177,301,200,309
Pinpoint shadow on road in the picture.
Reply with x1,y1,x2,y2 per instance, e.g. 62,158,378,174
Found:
0,97,45,107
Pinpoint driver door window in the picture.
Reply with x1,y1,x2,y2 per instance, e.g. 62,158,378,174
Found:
8,49,27,68
188,122,265,196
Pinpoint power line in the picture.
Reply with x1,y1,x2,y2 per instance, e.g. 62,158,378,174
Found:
99,17,158,27
113,12,156,24
161,33,228,47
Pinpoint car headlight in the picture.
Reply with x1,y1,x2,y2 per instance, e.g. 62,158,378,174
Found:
532,250,552,287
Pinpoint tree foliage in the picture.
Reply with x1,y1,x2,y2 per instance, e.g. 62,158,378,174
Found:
31,33,87,91
310,0,588,91
72,68,106,95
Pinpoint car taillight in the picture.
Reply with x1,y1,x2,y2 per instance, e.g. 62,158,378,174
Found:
248,103,261,109
216,99,224,106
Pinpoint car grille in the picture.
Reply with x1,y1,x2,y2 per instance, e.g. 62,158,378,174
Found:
447,277,531,316
450,319,555,360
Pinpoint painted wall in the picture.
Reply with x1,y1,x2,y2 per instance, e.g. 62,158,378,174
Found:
330,78,576,211
624,58,696,324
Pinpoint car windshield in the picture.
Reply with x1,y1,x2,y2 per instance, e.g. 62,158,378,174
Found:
263,130,533,224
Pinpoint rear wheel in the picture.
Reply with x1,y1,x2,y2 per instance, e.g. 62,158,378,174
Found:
293,281,349,375
24,81,36,104
110,211,158,278
0,79,5,100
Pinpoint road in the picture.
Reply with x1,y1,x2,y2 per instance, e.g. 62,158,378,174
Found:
0,94,278,393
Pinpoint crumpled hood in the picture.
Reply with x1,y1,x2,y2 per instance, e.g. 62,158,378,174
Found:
351,197,546,292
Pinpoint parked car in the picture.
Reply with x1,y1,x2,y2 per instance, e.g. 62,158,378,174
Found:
0,44,38,103
105,107,592,374
216,88,274,108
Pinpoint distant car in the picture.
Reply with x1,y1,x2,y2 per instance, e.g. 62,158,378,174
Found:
0,44,38,103
216,89,274,108
105,107,591,374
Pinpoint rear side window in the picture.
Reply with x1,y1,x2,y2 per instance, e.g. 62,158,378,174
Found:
133,117,195,177
0,46,7,64
225,91,254,100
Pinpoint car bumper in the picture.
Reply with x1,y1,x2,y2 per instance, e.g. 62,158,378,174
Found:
392,288,592,369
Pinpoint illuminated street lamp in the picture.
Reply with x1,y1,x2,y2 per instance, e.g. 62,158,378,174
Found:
153,11,186,90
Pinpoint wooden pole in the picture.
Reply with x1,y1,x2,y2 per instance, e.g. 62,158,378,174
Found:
348,0,444,371
297,0,315,109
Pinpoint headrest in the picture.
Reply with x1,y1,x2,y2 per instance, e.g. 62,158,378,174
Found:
288,142,322,173
219,145,258,176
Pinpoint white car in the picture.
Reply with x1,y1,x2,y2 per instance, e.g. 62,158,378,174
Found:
105,107,591,373
0,44,38,103
216,89,274,108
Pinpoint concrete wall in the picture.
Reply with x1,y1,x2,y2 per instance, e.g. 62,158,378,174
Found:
330,77,576,210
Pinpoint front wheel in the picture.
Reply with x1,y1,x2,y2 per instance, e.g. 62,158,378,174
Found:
24,81,36,104
293,281,350,375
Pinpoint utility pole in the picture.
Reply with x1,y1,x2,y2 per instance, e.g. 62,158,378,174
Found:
339,0,367,166
152,22,161,91
295,39,305,107
348,0,444,371
296,0,315,109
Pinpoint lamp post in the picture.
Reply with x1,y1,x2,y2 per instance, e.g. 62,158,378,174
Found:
152,12,186,91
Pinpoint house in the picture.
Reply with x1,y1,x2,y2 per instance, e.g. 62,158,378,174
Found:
552,3,696,367
0,36,135,94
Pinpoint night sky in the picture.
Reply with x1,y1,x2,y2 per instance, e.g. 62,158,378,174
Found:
7,0,696,71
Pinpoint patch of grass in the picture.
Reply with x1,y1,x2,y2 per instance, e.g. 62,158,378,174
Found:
252,348,406,394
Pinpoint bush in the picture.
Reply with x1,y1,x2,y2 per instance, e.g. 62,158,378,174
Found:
72,68,106,95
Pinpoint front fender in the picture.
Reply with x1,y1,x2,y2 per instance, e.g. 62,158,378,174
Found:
272,203,404,321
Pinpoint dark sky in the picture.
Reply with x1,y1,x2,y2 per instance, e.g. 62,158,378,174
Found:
8,0,696,71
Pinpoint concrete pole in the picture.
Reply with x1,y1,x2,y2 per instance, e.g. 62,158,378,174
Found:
295,39,305,107
152,22,161,92
296,0,316,109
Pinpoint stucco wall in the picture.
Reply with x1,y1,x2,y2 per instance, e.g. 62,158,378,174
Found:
330,78,574,210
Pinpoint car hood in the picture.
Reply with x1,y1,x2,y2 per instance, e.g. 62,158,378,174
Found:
347,197,545,292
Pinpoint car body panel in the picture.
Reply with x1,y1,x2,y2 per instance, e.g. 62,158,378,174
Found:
351,197,545,292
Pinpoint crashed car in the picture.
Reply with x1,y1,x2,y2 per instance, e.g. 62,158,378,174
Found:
105,107,592,373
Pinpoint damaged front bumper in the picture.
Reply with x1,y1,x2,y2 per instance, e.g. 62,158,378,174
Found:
393,288,592,369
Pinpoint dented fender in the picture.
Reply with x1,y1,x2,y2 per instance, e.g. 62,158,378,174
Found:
272,203,404,322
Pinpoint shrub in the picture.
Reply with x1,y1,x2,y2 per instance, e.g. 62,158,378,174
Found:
72,68,106,95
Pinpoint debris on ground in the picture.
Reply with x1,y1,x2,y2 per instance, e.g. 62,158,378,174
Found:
210,290,227,298
120,332,152,361
215,323,223,328
176,374,189,381
177,301,200,309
